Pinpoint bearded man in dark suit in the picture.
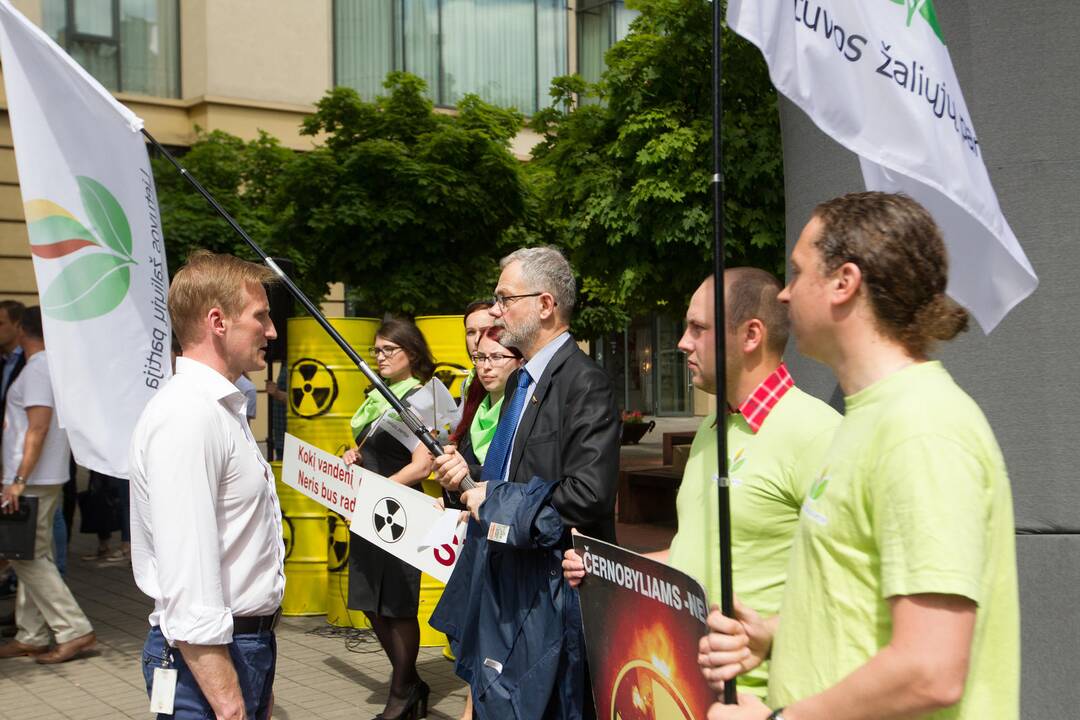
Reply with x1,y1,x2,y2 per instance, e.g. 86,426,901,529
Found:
432,246,620,719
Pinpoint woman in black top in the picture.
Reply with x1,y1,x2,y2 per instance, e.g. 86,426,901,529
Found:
342,318,434,720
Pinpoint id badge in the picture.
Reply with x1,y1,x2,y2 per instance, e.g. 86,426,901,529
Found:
150,666,178,714
487,522,510,544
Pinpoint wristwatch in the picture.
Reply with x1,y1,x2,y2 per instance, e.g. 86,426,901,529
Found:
11,475,25,486
767,709,786,720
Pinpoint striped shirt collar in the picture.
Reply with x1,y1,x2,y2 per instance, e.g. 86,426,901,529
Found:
729,362,794,433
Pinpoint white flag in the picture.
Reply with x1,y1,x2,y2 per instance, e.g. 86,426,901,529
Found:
0,1,171,476
727,0,1037,332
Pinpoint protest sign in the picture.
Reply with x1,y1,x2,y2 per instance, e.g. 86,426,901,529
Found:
351,469,465,584
382,377,461,451
281,433,360,519
281,433,465,582
574,534,715,720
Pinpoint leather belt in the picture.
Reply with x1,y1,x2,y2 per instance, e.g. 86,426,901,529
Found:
232,607,281,635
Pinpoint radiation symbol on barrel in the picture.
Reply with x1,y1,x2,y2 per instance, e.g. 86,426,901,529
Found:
610,658,694,720
327,513,349,572
372,497,407,544
289,357,339,418
433,362,468,391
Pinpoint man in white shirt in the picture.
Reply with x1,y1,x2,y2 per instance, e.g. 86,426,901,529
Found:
0,306,95,663
129,251,284,720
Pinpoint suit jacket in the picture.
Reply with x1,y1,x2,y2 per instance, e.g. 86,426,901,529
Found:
503,336,621,542
431,335,620,720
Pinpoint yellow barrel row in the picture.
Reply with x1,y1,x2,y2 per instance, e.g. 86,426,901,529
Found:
279,316,467,646
285,317,379,622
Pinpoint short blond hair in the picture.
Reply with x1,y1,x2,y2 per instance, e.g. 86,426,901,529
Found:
169,250,276,347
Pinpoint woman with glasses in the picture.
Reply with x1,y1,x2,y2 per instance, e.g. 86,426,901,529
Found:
341,317,435,720
442,329,524,500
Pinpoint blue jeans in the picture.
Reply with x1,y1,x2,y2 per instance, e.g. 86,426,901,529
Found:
141,626,276,720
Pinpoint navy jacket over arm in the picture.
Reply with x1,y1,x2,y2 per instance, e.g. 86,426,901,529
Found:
431,337,620,720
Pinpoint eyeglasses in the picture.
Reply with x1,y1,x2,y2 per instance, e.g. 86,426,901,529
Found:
368,345,402,359
471,353,517,367
491,292,544,310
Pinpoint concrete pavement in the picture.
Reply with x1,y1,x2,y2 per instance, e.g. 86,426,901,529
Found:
0,531,466,720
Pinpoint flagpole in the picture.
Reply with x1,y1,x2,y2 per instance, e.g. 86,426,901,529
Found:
711,0,737,706
140,129,475,486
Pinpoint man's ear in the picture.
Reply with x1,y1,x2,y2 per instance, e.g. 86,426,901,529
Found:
538,292,558,321
743,318,766,354
207,307,227,338
831,262,863,306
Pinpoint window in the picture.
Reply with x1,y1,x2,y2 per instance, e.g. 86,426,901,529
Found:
335,0,568,116
42,0,180,98
576,0,637,85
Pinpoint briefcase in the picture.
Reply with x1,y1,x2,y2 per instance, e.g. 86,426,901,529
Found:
0,495,38,560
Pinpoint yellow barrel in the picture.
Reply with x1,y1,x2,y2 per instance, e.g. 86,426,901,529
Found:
287,316,381,455
285,317,379,620
273,461,328,616
415,315,470,398
326,511,370,628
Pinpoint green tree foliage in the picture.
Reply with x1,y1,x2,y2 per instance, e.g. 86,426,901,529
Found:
276,73,533,316
150,129,326,297
530,0,785,336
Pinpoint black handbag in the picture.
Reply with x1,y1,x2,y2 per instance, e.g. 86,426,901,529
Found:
77,478,121,535
0,495,38,560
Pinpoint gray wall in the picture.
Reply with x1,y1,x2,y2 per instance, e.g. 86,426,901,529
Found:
776,2,1080,716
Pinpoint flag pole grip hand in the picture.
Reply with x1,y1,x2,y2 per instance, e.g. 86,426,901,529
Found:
141,129,444,460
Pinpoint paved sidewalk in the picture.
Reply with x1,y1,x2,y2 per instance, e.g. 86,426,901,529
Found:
0,531,467,720
0,523,673,719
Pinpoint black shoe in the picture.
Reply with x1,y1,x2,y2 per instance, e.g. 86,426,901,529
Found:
379,680,430,720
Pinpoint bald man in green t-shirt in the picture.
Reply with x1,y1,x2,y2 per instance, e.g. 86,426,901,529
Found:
699,193,1019,720
564,268,840,698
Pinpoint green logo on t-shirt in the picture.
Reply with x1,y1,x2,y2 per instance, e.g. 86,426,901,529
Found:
730,448,747,475
809,469,830,500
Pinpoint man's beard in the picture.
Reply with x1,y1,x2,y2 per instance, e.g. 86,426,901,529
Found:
496,314,540,355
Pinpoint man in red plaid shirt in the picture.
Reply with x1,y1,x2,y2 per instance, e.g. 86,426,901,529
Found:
564,269,840,698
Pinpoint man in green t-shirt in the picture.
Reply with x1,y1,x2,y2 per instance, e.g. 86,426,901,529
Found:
699,193,1019,720
564,268,840,698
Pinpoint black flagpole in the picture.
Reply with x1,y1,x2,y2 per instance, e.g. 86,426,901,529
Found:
141,129,477,488
711,0,737,706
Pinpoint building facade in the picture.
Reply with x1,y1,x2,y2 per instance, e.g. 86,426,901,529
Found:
0,0,696,452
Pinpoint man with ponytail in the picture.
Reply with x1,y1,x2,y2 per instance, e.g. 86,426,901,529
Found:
699,192,1019,720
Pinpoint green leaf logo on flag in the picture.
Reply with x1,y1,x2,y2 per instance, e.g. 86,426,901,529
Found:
889,0,945,44
25,177,136,322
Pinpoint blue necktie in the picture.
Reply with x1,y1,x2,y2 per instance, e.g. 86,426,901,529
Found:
480,368,532,482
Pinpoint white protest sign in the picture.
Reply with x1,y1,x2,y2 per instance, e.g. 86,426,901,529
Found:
382,377,461,451
281,433,360,519
351,468,466,583
281,433,466,582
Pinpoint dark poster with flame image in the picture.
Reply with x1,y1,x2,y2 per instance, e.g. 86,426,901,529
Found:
574,535,716,720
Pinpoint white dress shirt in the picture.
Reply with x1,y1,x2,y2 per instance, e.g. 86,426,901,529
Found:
129,357,285,645
501,331,571,481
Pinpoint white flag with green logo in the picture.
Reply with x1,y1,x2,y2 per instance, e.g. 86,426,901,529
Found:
0,1,171,476
727,0,1037,332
